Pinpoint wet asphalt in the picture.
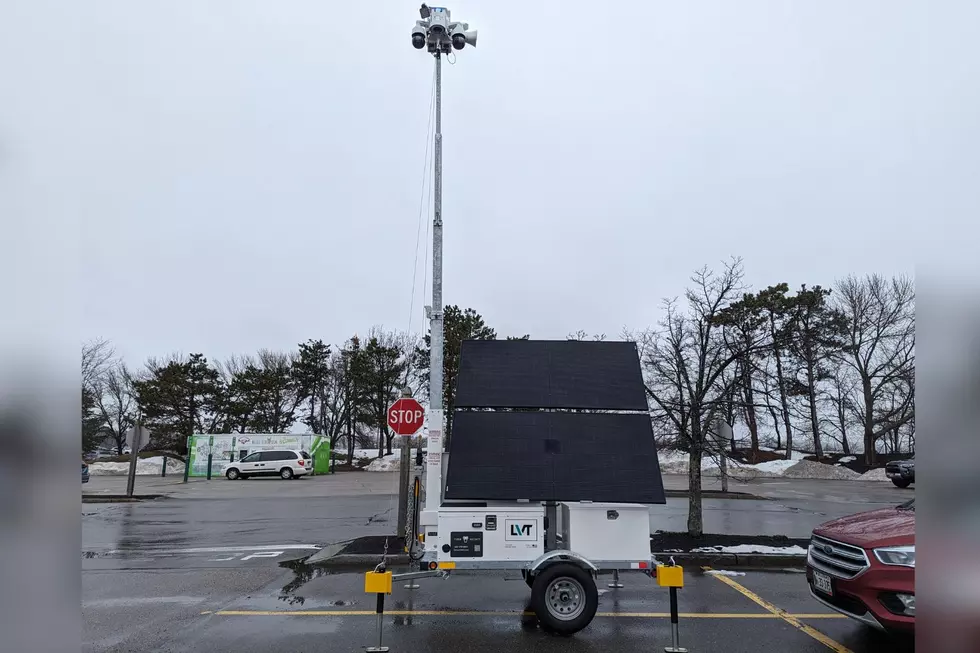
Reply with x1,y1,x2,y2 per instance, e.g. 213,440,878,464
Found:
83,474,914,652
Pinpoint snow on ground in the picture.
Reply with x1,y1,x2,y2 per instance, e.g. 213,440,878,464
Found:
859,467,890,481
365,454,401,472
774,450,808,460
89,456,185,476
692,544,808,555
704,569,747,577
838,456,857,463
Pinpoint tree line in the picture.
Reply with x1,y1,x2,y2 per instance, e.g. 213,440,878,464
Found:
631,261,914,534
81,308,515,462
82,264,914,479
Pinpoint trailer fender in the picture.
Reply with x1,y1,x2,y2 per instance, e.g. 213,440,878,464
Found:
527,550,598,577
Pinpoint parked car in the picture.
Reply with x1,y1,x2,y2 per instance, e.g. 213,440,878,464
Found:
224,450,312,480
885,457,915,488
806,498,915,635
81,460,90,484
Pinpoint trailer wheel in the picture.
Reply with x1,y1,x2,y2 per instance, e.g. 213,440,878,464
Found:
531,563,598,635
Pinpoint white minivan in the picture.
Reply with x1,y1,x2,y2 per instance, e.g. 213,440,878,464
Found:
224,450,312,480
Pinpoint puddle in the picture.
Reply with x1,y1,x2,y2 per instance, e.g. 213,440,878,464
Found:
277,556,346,607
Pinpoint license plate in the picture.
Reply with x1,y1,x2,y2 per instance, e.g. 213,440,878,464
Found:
813,570,833,596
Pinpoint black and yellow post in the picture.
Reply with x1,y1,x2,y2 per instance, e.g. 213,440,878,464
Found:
656,560,686,653
364,567,393,652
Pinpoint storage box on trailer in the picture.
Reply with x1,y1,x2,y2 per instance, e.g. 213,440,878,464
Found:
560,503,650,562
436,505,545,563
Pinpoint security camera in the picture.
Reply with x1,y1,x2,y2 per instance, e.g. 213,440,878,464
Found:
412,23,426,49
428,6,450,34
450,23,477,49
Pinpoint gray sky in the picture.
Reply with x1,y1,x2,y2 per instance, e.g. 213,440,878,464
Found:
3,1,974,367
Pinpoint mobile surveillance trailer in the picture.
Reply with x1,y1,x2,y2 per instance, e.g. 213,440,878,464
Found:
408,339,668,635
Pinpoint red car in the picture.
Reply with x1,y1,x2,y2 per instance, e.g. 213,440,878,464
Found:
806,498,915,634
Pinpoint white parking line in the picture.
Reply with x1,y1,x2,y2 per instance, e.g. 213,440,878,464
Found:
104,544,321,555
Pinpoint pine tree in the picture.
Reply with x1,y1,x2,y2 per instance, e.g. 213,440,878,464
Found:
414,306,497,445
785,285,849,458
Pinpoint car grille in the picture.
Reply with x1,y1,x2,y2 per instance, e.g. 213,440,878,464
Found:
809,534,870,579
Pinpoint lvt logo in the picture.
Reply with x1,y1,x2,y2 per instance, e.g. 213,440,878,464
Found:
505,520,537,541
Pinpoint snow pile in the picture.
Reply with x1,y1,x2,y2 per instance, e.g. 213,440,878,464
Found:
774,450,808,460
750,459,800,475
784,460,861,480
704,569,746,577
89,456,185,476
838,456,857,464
692,544,808,555
657,449,872,481
365,454,400,472
859,467,890,481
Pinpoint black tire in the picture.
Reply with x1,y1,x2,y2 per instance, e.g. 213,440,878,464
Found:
530,563,598,635
280,467,294,480
892,478,911,488
225,468,240,480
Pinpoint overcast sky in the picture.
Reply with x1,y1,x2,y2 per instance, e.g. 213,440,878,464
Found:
2,1,975,367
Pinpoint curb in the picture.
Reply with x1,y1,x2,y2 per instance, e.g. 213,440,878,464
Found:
663,490,767,500
82,494,164,503
652,552,806,569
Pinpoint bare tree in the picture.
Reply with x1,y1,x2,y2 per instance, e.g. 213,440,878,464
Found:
834,274,915,465
635,260,767,536
82,338,114,391
92,362,137,454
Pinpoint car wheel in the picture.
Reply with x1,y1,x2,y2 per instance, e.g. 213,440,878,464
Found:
530,563,598,635
280,467,294,480
892,478,911,488
226,468,240,480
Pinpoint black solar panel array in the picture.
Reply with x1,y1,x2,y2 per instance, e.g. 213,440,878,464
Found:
454,340,648,410
444,340,665,504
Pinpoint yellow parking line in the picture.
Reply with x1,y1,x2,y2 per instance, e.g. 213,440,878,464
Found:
205,609,846,619
703,567,855,653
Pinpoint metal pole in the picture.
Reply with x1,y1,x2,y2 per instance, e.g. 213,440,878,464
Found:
664,586,688,653
182,436,190,483
398,436,410,538
366,593,389,652
161,456,167,478
430,52,444,421
125,423,139,498
608,569,624,589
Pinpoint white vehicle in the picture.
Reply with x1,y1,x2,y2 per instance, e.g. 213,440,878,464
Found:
224,449,312,480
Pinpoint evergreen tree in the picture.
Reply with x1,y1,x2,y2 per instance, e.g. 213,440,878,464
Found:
785,285,849,458
414,306,497,445
82,386,106,454
133,353,226,454
293,339,332,434
356,333,407,456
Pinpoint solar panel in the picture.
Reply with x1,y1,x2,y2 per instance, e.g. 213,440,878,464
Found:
453,340,648,411
445,412,666,504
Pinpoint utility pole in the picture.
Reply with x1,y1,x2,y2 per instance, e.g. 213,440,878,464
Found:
410,3,477,530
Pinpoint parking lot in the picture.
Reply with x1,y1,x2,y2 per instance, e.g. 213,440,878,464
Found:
82,473,913,652
83,555,911,653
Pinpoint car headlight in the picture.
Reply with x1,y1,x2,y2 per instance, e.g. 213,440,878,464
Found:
874,545,915,567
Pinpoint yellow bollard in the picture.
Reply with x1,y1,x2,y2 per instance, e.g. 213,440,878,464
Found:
656,564,686,653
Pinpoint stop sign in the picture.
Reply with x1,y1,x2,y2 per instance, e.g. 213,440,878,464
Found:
387,397,425,436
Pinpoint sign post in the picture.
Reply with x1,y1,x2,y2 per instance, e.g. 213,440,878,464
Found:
124,423,151,497
389,395,424,539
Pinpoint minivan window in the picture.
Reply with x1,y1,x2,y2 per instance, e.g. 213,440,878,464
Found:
300,451,311,459
241,453,260,463
257,451,277,462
